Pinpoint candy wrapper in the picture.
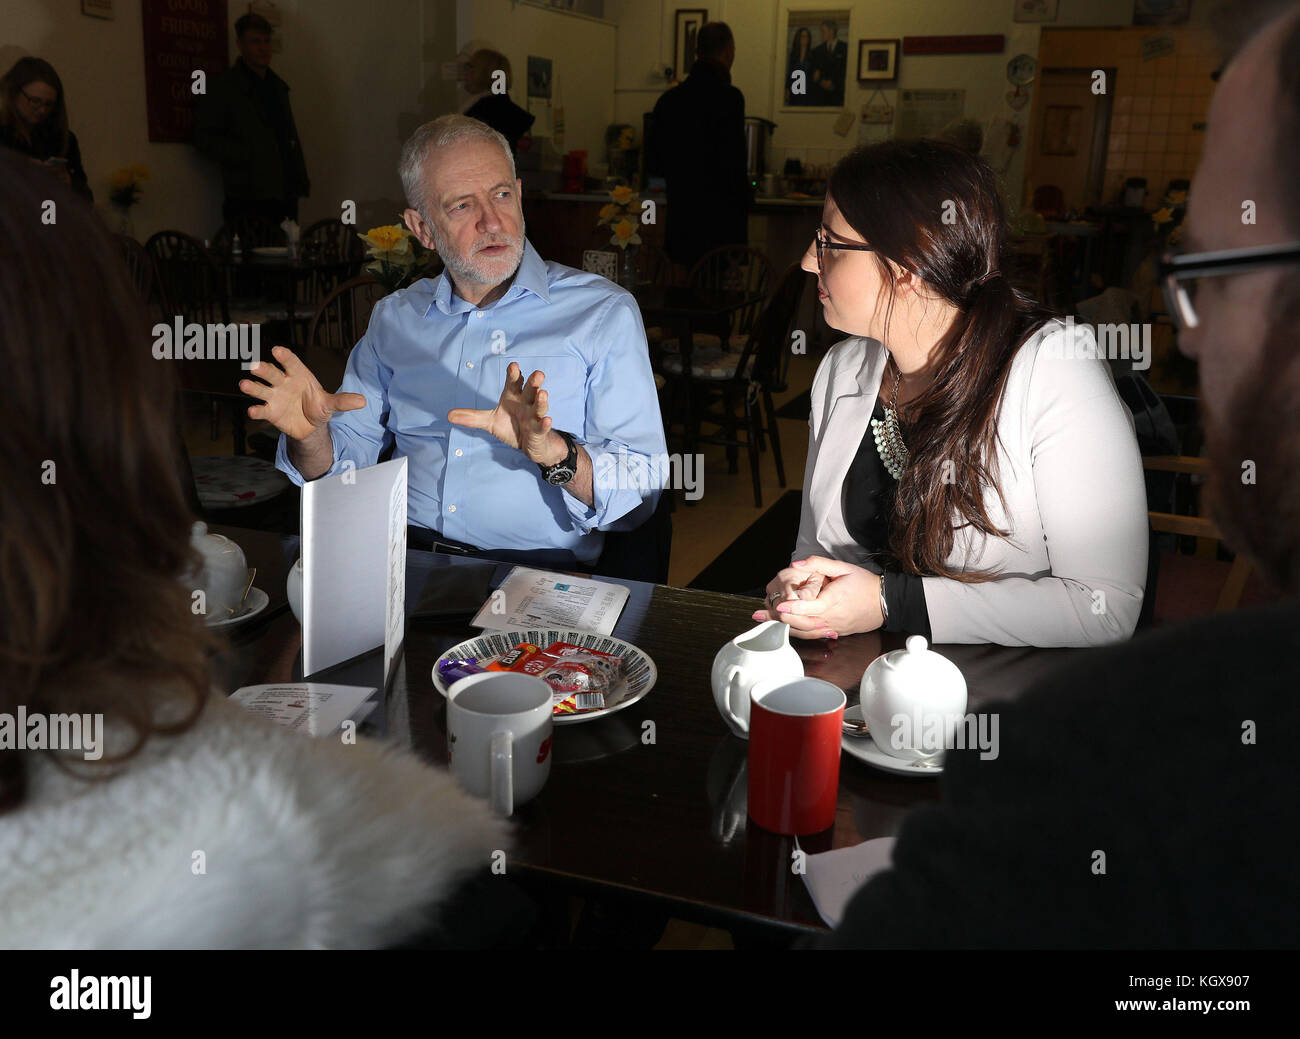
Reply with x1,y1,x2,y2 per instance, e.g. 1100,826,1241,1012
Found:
437,657,485,685
483,641,625,715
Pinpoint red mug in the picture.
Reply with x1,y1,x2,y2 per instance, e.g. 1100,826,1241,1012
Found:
747,677,846,835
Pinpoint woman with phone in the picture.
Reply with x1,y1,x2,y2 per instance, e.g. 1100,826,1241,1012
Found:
0,57,92,201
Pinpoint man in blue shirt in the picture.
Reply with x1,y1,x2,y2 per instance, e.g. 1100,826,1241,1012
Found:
242,115,666,567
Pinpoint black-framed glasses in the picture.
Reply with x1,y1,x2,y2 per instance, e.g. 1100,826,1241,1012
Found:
1158,241,1300,331
20,88,56,111
814,228,874,273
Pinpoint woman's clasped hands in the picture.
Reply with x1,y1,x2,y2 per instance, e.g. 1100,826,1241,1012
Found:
752,556,885,640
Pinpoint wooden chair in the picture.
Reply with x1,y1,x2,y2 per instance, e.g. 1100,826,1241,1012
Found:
301,217,366,298
679,244,773,352
661,263,807,507
1143,454,1253,613
116,233,156,304
145,230,230,326
306,276,388,353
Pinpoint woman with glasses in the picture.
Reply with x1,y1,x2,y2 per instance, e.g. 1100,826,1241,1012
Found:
0,58,92,201
755,139,1148,647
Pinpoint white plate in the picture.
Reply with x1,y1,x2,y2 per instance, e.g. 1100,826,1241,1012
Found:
433,629,657,725
204,587,270,629
250,245,290,258
841,705,945,776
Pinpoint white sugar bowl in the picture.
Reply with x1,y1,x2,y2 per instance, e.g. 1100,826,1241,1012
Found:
185,521,249,622
859,636,967,761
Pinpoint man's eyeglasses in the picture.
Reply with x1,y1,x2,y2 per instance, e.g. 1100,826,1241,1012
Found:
1159,241,1300,331
20,89,56,111
813,228,874,273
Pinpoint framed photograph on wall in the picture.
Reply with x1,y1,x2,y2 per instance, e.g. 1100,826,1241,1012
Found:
783,8,852,109
857,39,898,82
1013,0,1059,22
674,9,708,80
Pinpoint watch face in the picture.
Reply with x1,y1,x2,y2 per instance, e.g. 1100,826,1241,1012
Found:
545,465,577,486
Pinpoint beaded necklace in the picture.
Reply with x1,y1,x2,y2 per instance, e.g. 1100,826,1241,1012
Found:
870,356,910,481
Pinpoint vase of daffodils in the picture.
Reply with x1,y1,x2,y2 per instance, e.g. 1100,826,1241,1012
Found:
596,185,643,290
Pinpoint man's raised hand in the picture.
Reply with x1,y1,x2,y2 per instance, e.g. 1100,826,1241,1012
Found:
447,361,558,463
239,345,366,442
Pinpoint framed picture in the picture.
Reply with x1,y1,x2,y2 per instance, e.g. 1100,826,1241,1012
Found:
1134,0,1191,25
1041,104,1082,155
1012,0,1058,22
857,39,898,82
674,9,708,79
783,8,851,109
527,56,553,100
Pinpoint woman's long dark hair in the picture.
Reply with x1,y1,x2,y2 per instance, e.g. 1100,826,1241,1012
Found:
789,27,812,65
0,57,70,155
827,138,1057,581
0,153,214,812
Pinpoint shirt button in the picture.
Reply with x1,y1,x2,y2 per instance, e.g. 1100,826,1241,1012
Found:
466,361,474,369
454,449,463,457
448,504,457,513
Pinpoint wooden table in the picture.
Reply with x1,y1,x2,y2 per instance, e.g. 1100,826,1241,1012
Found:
214,526,1079,940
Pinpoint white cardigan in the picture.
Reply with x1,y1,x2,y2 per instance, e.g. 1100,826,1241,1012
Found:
0,693,510,948
794,319,1149,647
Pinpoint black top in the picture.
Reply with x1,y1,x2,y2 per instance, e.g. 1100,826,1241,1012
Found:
0,122,91,201
464,94,536,152
841,399,931,637
815,597,1300,948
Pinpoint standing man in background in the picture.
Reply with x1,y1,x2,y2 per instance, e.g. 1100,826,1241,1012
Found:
647,21,750,277
193,12,310,225
808,19,847,106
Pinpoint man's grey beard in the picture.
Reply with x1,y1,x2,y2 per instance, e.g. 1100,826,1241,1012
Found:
429,215,526,289
1203,284,1300,595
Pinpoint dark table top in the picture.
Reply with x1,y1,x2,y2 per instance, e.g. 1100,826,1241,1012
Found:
212,525,1079,937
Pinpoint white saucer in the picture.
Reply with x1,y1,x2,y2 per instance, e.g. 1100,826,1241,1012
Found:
204,587,270,629
841,705,945,777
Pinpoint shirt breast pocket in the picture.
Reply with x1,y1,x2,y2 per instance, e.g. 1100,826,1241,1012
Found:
490,355,589,440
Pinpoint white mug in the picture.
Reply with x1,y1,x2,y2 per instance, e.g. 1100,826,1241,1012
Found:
447,672,553,817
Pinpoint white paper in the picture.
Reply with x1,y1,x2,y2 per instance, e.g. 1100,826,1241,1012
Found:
800,836,897,928
231,683,378,738
470,567,629,636
301,455,408,680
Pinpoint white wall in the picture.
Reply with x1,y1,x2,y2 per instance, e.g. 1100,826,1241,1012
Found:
456,0,617,166
1,0,451,239
603,0,1217,214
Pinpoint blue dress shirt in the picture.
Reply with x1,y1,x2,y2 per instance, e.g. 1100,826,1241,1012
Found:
275,239,667,565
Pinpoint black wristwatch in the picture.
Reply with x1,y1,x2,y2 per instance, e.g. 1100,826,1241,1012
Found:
538,429,579,486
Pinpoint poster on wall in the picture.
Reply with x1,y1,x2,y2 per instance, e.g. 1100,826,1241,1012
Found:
141,0,229,143
674,9,707,80
783,8,851,109
527,56,553,99
897,88,965,139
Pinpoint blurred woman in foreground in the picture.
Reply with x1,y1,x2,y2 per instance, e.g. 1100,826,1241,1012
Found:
0,153,508,948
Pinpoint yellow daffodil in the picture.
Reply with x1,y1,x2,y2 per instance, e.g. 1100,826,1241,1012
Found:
1152,207,1174,228
129,163,150,181
1166,190,1187,206
110,169,132,191
611,185,637,206
610,218,641,247
617,128,635,149
360,225,410,252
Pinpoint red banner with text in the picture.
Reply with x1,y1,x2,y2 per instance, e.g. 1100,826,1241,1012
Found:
142,0,229,143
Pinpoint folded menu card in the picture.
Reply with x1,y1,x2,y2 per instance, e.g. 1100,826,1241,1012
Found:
470,567,629,637
799,836,897,928
231,683,379,738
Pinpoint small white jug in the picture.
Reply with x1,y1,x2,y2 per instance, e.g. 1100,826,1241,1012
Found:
711,620,804,738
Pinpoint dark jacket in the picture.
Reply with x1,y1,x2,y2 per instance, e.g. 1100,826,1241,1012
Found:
0,121,91,201
465,93,536,153
193,59,309,202
809,38,847,106
647,59,750,269
817,597,1300,949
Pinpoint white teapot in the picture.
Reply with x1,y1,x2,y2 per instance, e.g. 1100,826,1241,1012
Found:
859,635,967,761
185,522,249,622
711,620,804,738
